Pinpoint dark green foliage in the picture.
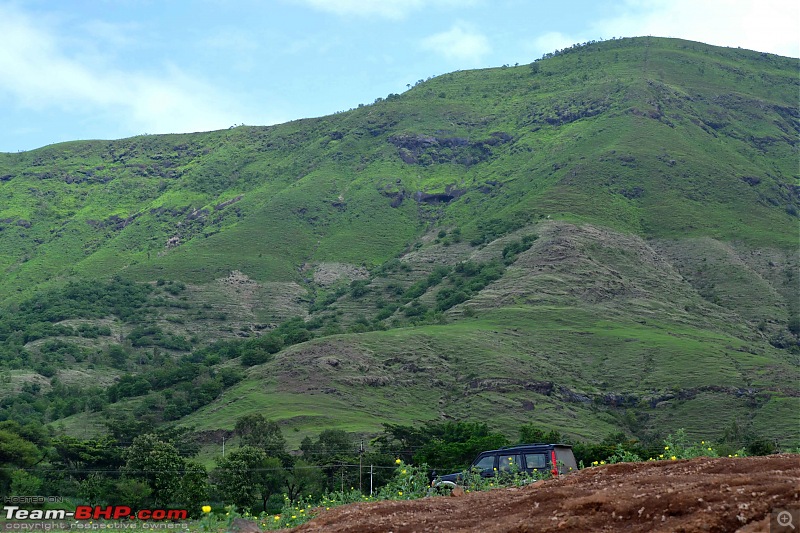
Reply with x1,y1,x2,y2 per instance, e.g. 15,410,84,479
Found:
22,277,151,323
241,348,272,367
403,300,427,317
234,414,288,462
300,429,359,493
435,288,468,311
123,434,207,510
106,345,129,369
162,280,186,295
788,315,800,336
374,421,509,473
40,339,84,361
413,422,509,472
372,423,427,464
0,277,152,368
402,266,451,301
435,261,504,312
518,423,563,444
77,323,112,338
502,234,538,265
192,329,285,368
470,217,531,246
349,279,370,298
282,459,325,503
216,367,245,388
570,432,657,465
375,303,399,321
51,435,123,479
108,374,152,401
128,325,191,351
309,286,348,313
103,355,238,420
0,421,47,492
212,447,284,512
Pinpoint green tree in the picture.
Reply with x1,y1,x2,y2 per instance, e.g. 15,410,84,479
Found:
10,470,42,496
213,446,283,512
234,414,287,461
106,345,129,369
109,478,152,508
177,461,208,515
300,429,358,492
123,434,184,506
78,473,112,506
51,435,123,480
518,424,563,444
0,422,46,492
413,421,508,472
372,423,427,464
283,459,324,503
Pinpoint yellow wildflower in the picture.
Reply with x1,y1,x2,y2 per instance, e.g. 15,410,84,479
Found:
201,506,211,514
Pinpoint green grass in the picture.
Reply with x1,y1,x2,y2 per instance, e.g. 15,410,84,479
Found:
0,37,797,450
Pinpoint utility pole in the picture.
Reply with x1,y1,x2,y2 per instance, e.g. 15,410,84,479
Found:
222,436,225,457
370,464,374,496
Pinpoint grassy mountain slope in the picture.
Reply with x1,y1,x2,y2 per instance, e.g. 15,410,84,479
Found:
0,37,797,448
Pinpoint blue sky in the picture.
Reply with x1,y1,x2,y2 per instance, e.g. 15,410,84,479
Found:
1,0,797,153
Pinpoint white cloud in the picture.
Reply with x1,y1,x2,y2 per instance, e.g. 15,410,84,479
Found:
0,4,259,137
421,22,491,64
80,19,141,49
530,31,588,57
293,0,476,20
594,0,799,57
525,0,799,59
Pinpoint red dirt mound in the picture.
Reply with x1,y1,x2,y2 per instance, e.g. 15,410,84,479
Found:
290,454,800,533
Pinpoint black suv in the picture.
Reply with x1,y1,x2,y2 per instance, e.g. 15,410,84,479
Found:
433,443,577,487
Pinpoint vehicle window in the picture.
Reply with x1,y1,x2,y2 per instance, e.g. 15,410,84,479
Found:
472,455,495,472
498,454,521,472
525,453,546,469
555,448,578,473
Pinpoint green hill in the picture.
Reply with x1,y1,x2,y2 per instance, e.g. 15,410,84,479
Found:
0,37,797,450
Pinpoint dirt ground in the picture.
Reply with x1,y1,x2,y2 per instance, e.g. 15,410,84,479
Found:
290,455,800,533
